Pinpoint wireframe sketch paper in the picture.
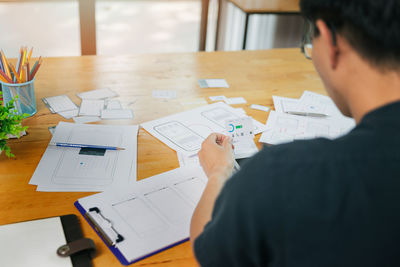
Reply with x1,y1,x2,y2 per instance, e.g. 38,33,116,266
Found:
273,91,343,117
259,111,355,145
75,165,207,265
42,95,78,113
29,122,139,192
141,102,267,156
79,99,105,116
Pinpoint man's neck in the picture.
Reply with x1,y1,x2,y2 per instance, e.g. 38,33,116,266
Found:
345,64,400,124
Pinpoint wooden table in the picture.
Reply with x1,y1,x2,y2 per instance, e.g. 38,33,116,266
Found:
0,48,324,266
200,0,300,51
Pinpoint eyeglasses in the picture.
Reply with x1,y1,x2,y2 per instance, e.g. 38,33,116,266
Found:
301,20,337,60
301,20,314,60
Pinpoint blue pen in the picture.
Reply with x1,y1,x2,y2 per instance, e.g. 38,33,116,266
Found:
49,142,125,151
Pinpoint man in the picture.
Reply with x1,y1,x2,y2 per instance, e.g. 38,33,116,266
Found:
190,0,400,266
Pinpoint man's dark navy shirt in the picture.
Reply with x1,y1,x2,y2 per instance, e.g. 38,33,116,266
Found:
194,101,400,267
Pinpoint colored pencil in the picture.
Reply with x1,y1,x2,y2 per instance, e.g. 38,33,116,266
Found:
9,64,21,83
30,57,42,80
0,68,13,83
30,60,38,77
27,47,33,62
0,50,11,80
27,62,30,81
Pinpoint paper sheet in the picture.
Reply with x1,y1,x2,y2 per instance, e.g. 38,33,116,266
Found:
177,152,200,167
58,109,79,119
250,104,270,112
42,95,78,113
77,166,207,264
101,109,134,119
272,95,301,113
198,79,229,88
79,99,105,117
141,102,267,156
209,95,227,101
0,217,72,267
259,111,355,145
77,88,118,100
29,122,139,192
224,97,247,105
73,116,101,124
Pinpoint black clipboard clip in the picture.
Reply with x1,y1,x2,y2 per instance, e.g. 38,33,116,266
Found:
85,207,124,247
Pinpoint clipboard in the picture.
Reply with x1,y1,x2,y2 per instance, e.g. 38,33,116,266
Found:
0,214,96,267
74,166,208,265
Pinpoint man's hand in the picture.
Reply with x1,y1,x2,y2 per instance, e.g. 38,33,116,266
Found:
190,133,235,245
198,133,235,185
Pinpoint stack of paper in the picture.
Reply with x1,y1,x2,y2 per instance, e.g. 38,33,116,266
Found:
260,91,356,145
29,122,139,192
43,89,134,122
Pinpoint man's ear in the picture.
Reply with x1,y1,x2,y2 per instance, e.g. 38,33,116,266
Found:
316,19,339,69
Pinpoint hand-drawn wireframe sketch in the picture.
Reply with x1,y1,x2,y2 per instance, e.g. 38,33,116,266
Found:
260,111,355,145
29,122,139,192
141,102,267,155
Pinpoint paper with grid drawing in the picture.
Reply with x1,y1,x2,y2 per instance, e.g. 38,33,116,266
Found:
76,165,207,264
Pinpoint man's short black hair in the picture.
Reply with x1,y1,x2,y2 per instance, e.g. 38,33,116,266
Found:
300,0,400,70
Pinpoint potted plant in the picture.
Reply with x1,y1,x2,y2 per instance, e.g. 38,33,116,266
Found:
0,91,28,157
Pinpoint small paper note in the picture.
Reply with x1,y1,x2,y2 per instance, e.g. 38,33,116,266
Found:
209,95,227,101
42,95,78,113
106,100,122,110
152,90,177,99
79,99,105,116
101,109,134,119
77,88,118,100
225,97,247,105
250,104,270,112
73,116,101,124
199,79,229,88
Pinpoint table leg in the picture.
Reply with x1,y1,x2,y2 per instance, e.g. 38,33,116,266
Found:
214,0,222,51
242,13,249,50
199,0,209,51
79,0,97,55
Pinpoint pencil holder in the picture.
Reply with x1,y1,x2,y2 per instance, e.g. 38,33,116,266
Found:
1,79,36,117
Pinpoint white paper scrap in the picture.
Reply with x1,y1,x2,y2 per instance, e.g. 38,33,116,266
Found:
225,97,247,105
101,109,134,120
209,95,227,101
152,90,177,99
79,99,105,116
199,79,229,88
42,95,78,113
77,88,118,100
250,104,270,112
73,116,101,124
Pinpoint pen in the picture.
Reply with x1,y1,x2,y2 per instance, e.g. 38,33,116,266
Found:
233,159,241,171
49,142,125,150
285,111,328,118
